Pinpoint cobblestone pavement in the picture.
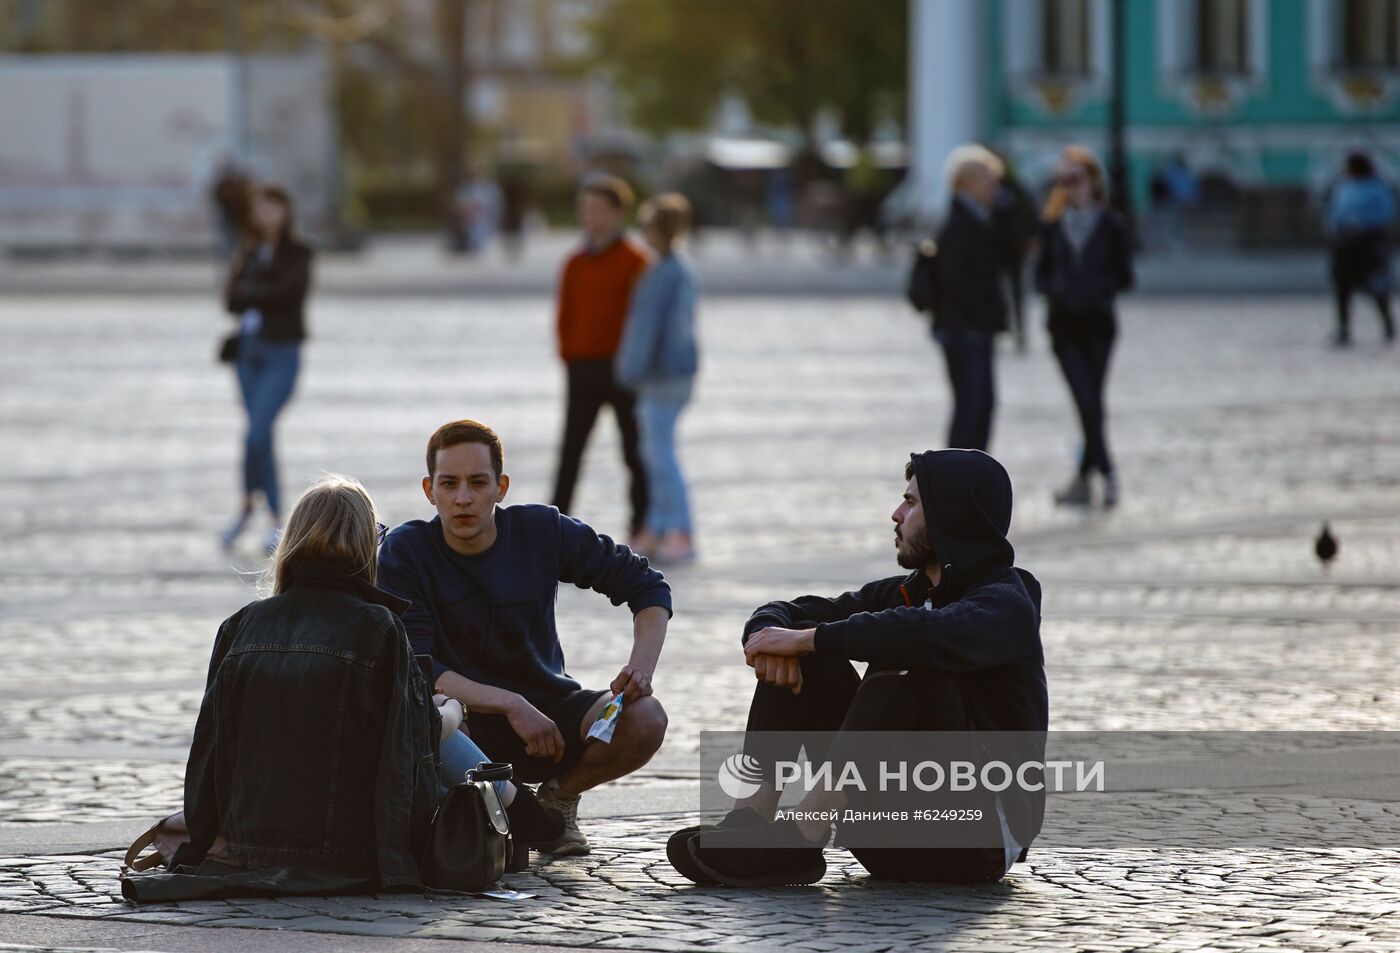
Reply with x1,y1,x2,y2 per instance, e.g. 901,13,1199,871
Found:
1,291,1398,950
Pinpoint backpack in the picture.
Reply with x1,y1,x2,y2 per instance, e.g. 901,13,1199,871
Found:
906,239,940,319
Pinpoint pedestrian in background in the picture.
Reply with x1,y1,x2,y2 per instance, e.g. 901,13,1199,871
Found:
934,145,1008,452
1034,146,1133,508
993,160,1037,353
1327,151,1396,347
616,193,700,564
219,184,313,554
551,175,651,544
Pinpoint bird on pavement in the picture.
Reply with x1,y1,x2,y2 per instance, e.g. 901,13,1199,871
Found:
1314,523,1338,568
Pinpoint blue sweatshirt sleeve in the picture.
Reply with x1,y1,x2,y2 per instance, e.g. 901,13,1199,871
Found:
376,533,448,681
742,579,890,644
811,579,1038,672
558,513,672,616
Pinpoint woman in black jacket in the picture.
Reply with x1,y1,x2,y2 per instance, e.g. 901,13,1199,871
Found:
219,185,313,553
1034,147,1133,508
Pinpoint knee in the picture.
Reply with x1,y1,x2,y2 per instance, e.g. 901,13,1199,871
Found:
620,696,667,755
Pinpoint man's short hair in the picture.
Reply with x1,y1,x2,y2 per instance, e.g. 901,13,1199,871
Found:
905,459,916,482
426,419,504,478
943,144,1004,191
580,173,635,211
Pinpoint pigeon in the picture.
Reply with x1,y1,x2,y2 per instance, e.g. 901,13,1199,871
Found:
1314,523,1338,567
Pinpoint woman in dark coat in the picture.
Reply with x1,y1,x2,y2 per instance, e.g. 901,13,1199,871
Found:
219,185,313,553
1034,146,1134,508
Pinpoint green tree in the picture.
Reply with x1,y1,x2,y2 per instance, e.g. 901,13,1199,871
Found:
585,0,906,148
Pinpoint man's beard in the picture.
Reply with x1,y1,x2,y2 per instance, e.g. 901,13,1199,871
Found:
895,527,935,570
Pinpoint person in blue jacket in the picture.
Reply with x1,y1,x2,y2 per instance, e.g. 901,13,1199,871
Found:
615,193,700,564
667,449,1047,888
377,419,672,858
1328,151,1396,346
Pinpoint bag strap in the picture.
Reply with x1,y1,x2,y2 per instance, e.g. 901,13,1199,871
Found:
122,825,165,873
466,761,513,783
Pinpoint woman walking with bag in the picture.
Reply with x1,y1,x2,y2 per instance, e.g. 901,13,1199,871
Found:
1034,146,1134,508
616,193,700,563
218,185,312,553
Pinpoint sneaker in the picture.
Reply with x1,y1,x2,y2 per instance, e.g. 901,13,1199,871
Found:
504,784,565,846
686,818,828,887
666,807,766,885
535,780,589,856
262,524,282,557
1053,473,1092,507
1102,473,1119,509
654,532,697,566
218,510,251,550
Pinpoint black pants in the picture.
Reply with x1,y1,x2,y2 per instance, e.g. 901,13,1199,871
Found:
935,327,996,451
551,359,648,534
1052,331,1116,477
744,653,1007,884
1332,242,1395,341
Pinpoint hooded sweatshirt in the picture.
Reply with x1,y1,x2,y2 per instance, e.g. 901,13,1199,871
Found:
741,449,1048,851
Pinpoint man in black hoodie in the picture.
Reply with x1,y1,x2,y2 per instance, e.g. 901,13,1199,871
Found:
668,449,1047,887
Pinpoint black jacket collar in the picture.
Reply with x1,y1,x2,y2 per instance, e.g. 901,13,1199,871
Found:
284,561,411,615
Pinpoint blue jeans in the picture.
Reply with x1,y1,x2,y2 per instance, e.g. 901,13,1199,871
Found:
234,335,300,515
636,377,694,536
438,729,508,801
934,328,995,451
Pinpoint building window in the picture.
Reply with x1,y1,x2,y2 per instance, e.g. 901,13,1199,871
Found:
1195,0,1248,75
1042,0,1093,77
1339,0,1400,70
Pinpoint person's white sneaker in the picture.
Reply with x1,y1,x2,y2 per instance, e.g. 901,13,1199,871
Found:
219,511,251,550
535,780,590,856
262,524,282,556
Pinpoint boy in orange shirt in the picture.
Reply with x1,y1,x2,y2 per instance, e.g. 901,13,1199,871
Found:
551,175,651,542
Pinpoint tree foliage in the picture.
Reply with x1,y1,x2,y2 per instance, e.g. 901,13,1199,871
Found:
585,0,906,145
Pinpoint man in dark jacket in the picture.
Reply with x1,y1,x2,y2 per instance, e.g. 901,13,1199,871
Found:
934,145,1009,451
378,419,672,858
668,449,1047,887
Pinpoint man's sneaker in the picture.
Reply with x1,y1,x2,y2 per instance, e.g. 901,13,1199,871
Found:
535,780,589,856
1102,473,1120,509
687,818,827,887
666,807,766,885
1053,473,1092,507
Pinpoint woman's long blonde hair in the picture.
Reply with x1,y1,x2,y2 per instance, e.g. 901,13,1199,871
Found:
266,475,379,595
1042,146,1107,223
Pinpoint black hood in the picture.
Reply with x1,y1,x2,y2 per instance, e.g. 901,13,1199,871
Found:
910,449,1015,599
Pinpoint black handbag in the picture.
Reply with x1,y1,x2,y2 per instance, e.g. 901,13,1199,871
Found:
217,333,240,364
420,761,516,893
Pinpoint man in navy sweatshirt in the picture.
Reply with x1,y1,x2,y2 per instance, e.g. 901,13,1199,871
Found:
668,449,1047,886
377,419,671,856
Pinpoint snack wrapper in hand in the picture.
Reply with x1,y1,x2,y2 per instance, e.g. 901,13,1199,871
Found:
586,692,624,744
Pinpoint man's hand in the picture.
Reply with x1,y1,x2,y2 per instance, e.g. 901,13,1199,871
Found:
750,653,804,694
743,626,816,660
505,696,565,762
610,663,654,703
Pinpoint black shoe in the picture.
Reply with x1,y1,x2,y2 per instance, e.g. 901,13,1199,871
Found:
666,807,766,885
505,784,565,845
686,818,828,887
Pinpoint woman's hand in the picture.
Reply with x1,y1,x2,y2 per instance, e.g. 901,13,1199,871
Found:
436,696,465,742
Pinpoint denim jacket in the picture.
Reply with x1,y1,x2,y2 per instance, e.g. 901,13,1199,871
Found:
168,564,441,894
615,252,699,388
